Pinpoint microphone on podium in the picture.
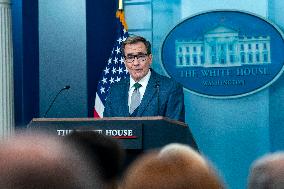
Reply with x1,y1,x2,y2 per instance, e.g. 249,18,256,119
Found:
43,85,71,118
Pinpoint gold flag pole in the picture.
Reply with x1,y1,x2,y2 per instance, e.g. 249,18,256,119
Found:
118,0,123,10
116,0,128,29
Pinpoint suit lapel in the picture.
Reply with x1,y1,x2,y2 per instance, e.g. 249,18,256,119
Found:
119,80,130,117
137,71,158,116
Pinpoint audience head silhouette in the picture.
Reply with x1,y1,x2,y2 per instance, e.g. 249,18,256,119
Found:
66,131,125,189
248,152,284,189
120,143,225,189
0,132,99,189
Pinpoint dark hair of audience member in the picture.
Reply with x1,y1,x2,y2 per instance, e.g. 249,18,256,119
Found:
120,143,225,189
248,152,284,189
0,132,99,189
66,131,125,188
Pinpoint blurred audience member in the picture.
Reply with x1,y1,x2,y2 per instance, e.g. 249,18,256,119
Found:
66,131,125,189
0,132,99,189
248,152,284,189
120,143,225,189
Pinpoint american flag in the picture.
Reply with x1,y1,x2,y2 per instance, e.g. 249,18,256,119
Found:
94,9,129,117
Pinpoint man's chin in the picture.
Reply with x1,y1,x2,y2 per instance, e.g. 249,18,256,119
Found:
132,75,143,82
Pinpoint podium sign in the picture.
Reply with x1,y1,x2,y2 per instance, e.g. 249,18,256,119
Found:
28,116,197,150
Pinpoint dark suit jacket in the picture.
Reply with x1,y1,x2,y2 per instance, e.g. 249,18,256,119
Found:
103,70,185,122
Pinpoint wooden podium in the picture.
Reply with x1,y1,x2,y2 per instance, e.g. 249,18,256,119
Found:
28,116,197,151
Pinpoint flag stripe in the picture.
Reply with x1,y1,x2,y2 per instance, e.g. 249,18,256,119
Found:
94,93,104,117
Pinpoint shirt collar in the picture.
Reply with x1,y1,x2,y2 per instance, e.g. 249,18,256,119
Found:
129,69,151,89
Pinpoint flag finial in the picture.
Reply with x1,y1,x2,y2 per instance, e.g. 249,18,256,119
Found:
118,0,123,10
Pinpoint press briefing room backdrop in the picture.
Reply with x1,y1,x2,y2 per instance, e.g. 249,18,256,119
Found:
5,0,284,188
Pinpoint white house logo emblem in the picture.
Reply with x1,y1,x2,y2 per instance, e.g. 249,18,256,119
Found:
162,11,284,98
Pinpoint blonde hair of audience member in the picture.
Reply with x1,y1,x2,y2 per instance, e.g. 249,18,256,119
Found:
0,132,100,189
248,152,284,189
120,143,225,189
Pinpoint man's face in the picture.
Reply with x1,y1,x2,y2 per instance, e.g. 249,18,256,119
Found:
124,42,152,82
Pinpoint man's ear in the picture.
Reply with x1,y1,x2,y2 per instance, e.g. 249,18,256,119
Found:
148,54,153,64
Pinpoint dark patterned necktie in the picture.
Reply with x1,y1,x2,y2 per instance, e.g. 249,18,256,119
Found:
129,83,142,114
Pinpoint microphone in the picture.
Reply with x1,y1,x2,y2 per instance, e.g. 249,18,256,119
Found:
43,85,71,118
155,82,160,116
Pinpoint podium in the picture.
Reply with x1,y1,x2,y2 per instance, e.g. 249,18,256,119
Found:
28,116,197,150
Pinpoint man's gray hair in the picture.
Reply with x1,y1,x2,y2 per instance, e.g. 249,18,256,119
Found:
248,152,284,189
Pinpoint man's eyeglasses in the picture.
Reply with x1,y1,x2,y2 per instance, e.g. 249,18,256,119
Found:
124,53,148,63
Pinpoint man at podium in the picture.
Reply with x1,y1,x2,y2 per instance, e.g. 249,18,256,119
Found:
104,36,185,122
